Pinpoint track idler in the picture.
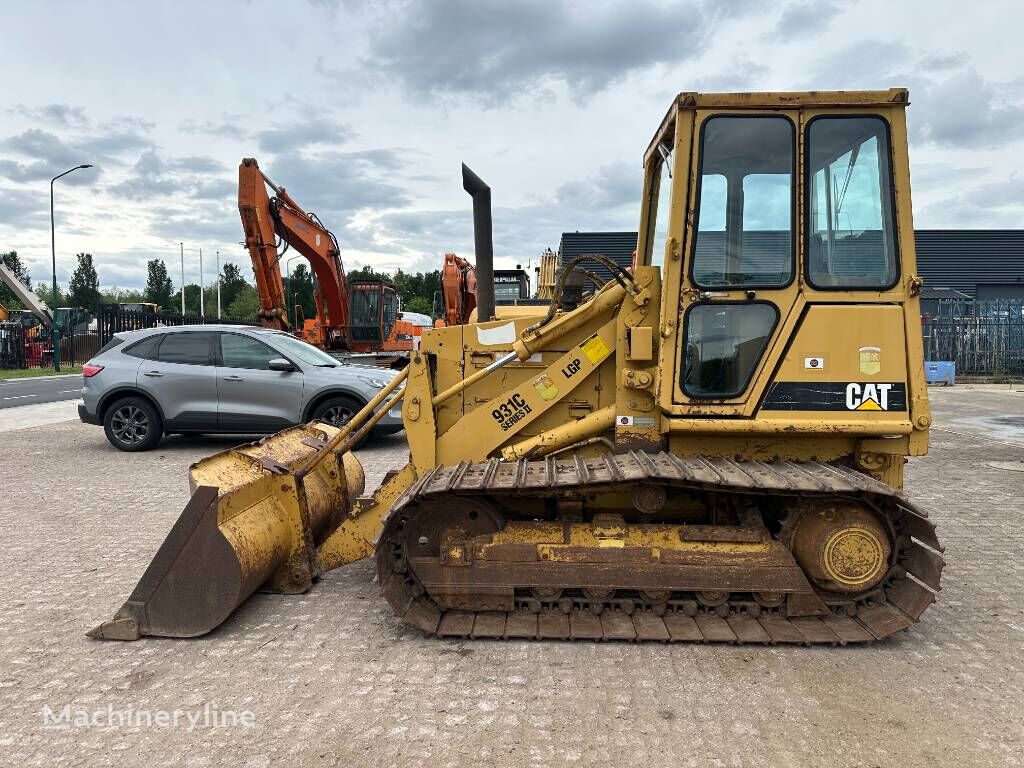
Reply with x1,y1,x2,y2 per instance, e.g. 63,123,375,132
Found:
88,424,365,640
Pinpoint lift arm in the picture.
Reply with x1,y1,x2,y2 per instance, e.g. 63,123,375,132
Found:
238,158,348,336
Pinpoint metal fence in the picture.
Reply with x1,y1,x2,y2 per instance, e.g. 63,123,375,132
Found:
1,320,101,370
922,300,1024,376
97,305,258,346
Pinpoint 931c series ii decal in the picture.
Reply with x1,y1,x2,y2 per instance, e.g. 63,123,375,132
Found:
761,382,907,412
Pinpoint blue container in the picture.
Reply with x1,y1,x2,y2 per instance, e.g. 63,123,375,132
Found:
925,361,955,386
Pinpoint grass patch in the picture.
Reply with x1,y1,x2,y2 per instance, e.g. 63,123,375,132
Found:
0,366,82,380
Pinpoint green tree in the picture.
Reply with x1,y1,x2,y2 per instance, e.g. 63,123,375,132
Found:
219,262,249,309
144,259,174,309
0,250,31,309
346,266,392,283
100,287,146,304
34,281,62,308
284,263,316,323
404,296,432,315
68,253,101,315
226,284,260,318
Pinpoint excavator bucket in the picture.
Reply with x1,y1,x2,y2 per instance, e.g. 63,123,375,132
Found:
88,423,365,640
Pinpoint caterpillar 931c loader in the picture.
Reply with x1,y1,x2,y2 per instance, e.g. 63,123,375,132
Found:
91,89,943,645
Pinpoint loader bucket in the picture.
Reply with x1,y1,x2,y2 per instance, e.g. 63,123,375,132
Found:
88,423,365,640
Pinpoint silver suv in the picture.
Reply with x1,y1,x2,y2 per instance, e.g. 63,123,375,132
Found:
78,324,403,451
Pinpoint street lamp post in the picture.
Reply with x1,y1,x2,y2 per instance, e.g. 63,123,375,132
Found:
50,163,94,372
286,255,301,329
215,250,222,318
198,247,205,319
179,242,185,315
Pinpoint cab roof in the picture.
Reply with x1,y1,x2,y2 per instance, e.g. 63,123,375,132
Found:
645,88,909,163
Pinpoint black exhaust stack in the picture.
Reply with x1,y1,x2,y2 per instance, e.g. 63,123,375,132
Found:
462,164,494,322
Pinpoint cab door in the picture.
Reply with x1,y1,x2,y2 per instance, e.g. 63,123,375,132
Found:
673,110,802,414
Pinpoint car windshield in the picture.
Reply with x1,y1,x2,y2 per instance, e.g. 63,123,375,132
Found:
264,332,339,367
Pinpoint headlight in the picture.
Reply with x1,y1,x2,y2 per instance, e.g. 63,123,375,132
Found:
356,375,390,389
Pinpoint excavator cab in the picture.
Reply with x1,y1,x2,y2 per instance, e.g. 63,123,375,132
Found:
347,280,399,350
92,90,942,646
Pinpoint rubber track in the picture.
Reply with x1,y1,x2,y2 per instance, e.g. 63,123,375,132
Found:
376,453,945,645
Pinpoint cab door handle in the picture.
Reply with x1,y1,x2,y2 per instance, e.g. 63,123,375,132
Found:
143,370,163,377
223,375,244,382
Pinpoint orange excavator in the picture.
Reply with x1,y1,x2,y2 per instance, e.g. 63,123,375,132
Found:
238,158,414,360
434,252,478,327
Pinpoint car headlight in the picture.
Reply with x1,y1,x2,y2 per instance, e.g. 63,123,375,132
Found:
356,375,391,389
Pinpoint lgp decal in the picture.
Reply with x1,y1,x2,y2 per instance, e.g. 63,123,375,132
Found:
845,382,893,411
561,358,582,378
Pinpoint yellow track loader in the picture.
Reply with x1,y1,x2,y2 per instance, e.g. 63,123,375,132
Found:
91,89,943,645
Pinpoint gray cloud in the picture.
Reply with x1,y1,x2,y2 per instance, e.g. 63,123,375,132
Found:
11,103,89,128
108,149,234,202
918,173,1024,227
915,69,1024,148
255,116,353,154
356,0,717,103
107,150,179,200
180,116,246,139
369,160,639,264
265,149,411,219
0,185,49,226
769,0,845,41
0,119,154,184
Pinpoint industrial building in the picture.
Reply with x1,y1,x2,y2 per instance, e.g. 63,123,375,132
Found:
556,229,1024,303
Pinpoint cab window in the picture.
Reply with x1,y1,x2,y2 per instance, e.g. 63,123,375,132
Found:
691,116,794,288
645,143,674,268
806,116,898,289
682,302,778,398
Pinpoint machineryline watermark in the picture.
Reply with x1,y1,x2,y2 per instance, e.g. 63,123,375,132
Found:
42,703,256,732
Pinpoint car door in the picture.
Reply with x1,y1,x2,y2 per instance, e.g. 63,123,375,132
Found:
216,331,305,432
136,331,219,431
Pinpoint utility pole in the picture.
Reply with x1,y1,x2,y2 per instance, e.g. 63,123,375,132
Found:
180,242,185,315
50,163,94,371
199,247,204,319
215,250,222,318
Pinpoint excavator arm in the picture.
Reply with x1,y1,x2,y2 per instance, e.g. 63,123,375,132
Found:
238,158,348,340
438,252,477,326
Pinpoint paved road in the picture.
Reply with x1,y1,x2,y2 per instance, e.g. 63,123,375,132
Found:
0,374,81,409
0,386,1021,766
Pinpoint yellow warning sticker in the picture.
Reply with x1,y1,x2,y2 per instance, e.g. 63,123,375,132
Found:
580,333,611,365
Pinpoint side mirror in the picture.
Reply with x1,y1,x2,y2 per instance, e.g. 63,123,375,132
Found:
268,358,294,372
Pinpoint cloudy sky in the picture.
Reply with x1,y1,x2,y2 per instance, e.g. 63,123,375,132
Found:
0,0,1021,292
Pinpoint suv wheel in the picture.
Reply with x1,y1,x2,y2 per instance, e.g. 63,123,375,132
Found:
104,397,163,452
311,395,367,447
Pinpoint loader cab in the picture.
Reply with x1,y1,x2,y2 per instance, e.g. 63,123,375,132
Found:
348,280,399,350
637,90,918,423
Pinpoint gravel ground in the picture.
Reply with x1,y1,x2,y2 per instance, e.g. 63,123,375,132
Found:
0,387,1022,767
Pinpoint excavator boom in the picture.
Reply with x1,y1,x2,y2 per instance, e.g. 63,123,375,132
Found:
238,158,348,341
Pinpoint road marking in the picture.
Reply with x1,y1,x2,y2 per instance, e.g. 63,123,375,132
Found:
58,389,80,394
2,394,35,400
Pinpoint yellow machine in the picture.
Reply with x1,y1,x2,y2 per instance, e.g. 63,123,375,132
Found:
91,89,943,645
